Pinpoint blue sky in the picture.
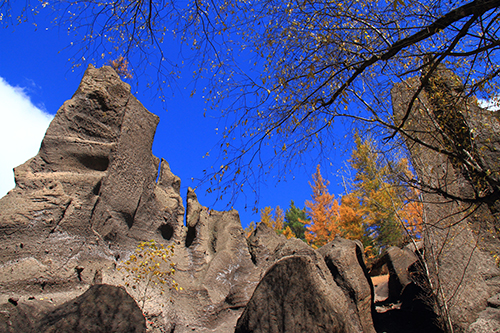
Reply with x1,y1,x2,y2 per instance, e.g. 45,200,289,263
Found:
0,6,352,228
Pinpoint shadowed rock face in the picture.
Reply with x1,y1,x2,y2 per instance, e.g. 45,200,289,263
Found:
0,284,145,333
392,65,500,332
236,256,355,333
0,65,378,332
37,284,146,333
236,235,375,333
383,246,418,302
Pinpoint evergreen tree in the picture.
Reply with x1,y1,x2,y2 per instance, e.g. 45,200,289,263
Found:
284,201,308,241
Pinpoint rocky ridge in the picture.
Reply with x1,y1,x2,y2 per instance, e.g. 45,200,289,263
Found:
0,65,376,332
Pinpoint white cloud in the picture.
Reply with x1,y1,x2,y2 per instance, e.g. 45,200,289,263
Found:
0,77,53,197
478,95,500,111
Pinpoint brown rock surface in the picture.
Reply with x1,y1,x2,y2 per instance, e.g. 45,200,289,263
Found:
319,238,376,333
235,255,360,333
384,246,418,302
392,65,500,332
0,65,379,333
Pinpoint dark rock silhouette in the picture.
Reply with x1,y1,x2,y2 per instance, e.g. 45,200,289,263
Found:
236,252,359,332
37,284,145,333
0,284,145,333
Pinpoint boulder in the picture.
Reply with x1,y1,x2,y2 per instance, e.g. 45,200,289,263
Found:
37,284,145,333
385,246,418,302
235,255,360,333
0,298,54,333
0,284,144,333
319,238,376,333
236,236,373,333
246,220,287,269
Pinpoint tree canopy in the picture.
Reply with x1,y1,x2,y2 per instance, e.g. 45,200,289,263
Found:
302,165,341,248
298,136,422,256
3,0,499,206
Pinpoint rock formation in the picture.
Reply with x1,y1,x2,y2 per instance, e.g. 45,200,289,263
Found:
0,65,378,332
237,236,376,333
392,65,500,332
383,246,419,302
319,238,375,333
38,284,146,333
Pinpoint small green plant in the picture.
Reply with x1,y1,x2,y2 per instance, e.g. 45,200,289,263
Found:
118,240,181,311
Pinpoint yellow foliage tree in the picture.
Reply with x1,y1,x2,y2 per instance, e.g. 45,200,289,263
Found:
347,134,423,256
260,206,274,229
259,205,285,233
301,165,341,248
338,192,364,241
118,240,181,312
282,226,296,239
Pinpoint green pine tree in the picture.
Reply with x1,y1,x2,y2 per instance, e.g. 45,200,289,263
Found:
284,200,308,241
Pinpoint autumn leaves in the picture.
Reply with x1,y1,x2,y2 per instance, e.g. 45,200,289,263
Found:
248,134,423,261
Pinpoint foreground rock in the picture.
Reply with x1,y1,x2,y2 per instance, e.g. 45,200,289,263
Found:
383,246,418,302
319,238,375,333
392,65,500,332
0,284,145,333
236,256,357,333
236,236,375,333
38,284,145,333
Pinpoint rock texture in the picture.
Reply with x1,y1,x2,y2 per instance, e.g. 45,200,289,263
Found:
0,64,184,290
236,256,355,333
236,236,371,333
0,65,379,332
162,189,260,331
0,284,145,333
38,284,145,333
319,238,376,333
392,65,500,332
384,246,418,302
